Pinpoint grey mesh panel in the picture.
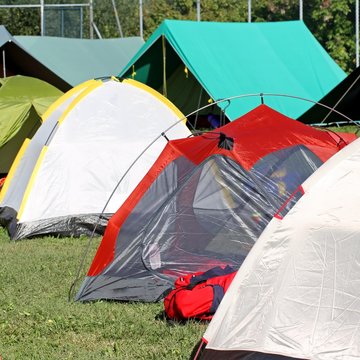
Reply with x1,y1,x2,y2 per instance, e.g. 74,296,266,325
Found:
78,155,274,303
250,145,322,212
76,156,196,302
76,274,172,303
106,156,196,278
140,156,272,274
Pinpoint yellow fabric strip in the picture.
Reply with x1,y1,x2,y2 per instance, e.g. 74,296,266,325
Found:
57,80,102,126
17,146,48,220
110,76,120,82
42,79,98,123
0,138,30,203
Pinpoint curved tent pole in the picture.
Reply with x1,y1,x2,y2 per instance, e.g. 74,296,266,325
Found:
220,99,231,127
68,92,358,301
193,87,203,129
264,93,359,127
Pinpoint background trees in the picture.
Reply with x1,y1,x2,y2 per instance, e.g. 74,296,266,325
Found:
0,0,357,72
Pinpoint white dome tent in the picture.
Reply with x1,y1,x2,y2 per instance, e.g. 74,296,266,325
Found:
0,77,191,240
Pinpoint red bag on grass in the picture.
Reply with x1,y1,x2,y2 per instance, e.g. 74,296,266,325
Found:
164,265,236,321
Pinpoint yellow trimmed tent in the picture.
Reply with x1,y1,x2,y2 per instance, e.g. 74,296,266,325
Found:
0,77,190,239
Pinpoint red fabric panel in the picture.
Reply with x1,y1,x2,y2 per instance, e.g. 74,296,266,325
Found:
172,105,352,169
325,131,357,148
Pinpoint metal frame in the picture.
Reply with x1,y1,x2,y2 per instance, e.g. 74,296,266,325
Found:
0,1,93,38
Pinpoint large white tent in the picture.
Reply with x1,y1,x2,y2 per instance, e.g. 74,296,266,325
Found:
198,137,360,360
0,77,190,240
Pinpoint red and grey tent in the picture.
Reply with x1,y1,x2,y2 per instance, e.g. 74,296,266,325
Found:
76,104,355,303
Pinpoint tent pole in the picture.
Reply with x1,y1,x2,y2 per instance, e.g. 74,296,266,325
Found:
2,50,6,78
356,0,359,67
194,87,203,129
197,0,200,21
162,35,167,97
299,0,303,21
61,8,64,37
248,0,251,22
320,72,360,124
89,0,94,39
139,0,143,39
40,0,45,36
80,7,83,39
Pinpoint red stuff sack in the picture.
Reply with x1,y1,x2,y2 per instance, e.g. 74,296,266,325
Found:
164,265,236,321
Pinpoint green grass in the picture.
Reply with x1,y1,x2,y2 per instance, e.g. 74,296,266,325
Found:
0,227,206,359
325,125,360,134
3,124,355,360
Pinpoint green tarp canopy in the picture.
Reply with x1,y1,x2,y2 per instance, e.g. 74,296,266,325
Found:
298,65,360,125
120,20,346,121
15,35,144,88
0,75,63,174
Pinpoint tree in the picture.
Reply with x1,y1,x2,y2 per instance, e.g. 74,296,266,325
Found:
0,6,40,36
309,0,355,72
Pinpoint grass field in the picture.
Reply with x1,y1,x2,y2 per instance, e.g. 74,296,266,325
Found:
323,124,360,134
1,126,358,359
0,227,206,359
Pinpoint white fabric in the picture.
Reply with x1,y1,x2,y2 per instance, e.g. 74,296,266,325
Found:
203,137,360,360
0,83,91,210
19,79,190,222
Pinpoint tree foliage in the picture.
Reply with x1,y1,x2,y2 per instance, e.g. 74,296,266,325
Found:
310,0,356,71
0,0,357,72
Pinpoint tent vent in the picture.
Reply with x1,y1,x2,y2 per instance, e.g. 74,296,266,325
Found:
218,133,234,150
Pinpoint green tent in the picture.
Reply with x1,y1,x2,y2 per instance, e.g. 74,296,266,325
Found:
0,75,63,174
15,35,144,88
120,20,346,121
